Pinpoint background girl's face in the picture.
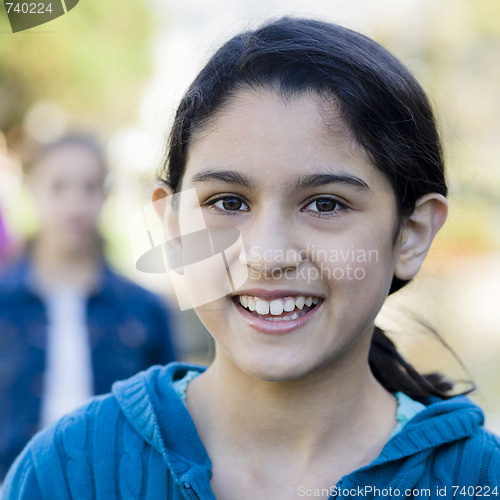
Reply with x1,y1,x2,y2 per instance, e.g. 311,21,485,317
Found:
30,145,106,252
179,88,404,382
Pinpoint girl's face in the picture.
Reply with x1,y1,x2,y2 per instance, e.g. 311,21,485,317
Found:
30,145,106,252
179,88,404,382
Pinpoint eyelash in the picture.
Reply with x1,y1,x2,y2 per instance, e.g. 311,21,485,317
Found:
206,195,250,214
302,196,349,218
205,194,349,218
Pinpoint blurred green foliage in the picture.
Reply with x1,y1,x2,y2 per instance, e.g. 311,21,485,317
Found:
0,0,154,134
378,0,500,252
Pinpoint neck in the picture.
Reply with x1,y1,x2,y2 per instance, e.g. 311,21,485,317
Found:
31,233,101,293
188,332,397,474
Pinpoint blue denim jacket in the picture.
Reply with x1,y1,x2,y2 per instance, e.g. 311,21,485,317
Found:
0,256,177,479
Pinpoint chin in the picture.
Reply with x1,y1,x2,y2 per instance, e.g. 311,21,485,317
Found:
233,353,323,385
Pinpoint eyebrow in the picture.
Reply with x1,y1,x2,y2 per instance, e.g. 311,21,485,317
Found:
190,169,369,191
294,173,370,191
191,170,255,189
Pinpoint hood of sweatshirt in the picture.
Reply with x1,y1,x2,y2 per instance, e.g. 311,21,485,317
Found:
112,363,488,497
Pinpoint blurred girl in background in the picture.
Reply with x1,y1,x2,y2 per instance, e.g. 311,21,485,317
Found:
0,135,176,480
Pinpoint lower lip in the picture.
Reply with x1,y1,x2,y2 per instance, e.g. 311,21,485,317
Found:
233,299,322,334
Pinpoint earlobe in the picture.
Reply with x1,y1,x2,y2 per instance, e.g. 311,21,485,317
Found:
395,193,448,281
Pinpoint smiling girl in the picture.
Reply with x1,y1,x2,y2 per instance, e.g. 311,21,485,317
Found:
3,17,500,500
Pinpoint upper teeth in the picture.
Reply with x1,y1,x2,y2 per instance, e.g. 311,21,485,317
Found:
238,295,320,316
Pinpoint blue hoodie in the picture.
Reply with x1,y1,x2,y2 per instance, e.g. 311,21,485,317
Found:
3,363,500,499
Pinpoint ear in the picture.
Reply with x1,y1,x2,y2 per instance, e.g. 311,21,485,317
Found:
152,181,174,220
152,181,184,272
394,193,448,281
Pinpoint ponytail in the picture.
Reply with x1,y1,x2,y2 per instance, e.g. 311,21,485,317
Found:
369,326,473,400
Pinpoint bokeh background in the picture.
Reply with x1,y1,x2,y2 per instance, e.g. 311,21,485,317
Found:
1,0,499,429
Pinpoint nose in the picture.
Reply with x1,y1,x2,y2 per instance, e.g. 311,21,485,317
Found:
241,211,306,279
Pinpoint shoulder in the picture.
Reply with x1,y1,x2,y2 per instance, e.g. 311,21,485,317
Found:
428,399,500,483
383,395,500,482
1,395,126,499
0,258,41,331
0,257,30,297
451,426,500,488
465,425,500,461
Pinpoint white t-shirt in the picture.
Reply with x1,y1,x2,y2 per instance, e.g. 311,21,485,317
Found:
39,288,94,428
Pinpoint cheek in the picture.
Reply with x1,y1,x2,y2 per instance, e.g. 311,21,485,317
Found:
175,206,248,310
183,258,234,310
309,227,397,293
192,298,228,343
37,194,64,221
84,196,105,218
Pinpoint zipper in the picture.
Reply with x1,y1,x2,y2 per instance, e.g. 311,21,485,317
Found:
183,482,201,500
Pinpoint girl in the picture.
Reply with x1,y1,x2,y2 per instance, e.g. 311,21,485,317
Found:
3,17,499,499
0,135,176,481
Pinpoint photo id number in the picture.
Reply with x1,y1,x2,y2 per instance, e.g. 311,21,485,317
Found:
5,2,53,14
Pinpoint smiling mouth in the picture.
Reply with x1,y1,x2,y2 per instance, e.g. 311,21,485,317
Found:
234,295,321,321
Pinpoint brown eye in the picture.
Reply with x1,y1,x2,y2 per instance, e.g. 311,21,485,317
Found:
222,197,244,211
303,197,348,218
314,198,338,212
307,198,340,212
210,196,249,213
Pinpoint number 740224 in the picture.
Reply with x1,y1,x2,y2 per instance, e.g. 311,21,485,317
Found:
5,3,53,14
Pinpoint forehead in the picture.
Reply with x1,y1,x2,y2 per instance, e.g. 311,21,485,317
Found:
191,87,349,149
184,88,389,193
32,144,104,182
